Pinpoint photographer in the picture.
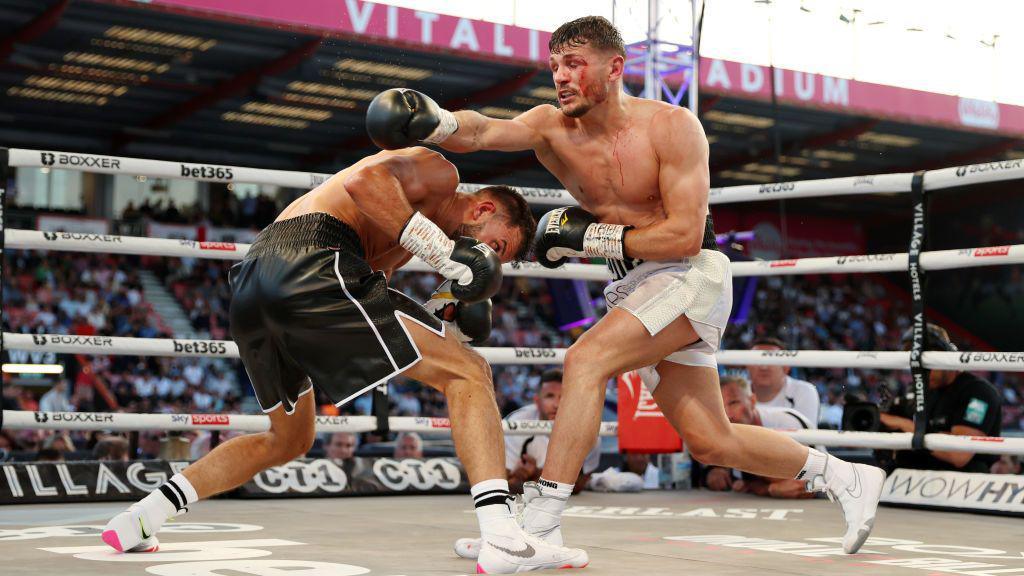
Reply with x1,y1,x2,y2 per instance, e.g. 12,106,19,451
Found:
881,324,1002,473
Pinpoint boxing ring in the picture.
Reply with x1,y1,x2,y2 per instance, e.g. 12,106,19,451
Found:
3,148,1024,575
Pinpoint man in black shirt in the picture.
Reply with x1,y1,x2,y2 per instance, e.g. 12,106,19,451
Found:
881,323,1002,473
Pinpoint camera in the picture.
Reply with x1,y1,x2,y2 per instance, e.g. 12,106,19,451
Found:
841,388,915,432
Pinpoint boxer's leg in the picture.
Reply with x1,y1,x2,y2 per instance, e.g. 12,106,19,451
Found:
398,316,589,572
649,359,806,476
398,317,505,485
102,393,315,552
181,391,316,497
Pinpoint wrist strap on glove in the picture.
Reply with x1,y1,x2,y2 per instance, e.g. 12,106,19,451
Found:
400,212,454,269
423,108,458,144
583,223,631,260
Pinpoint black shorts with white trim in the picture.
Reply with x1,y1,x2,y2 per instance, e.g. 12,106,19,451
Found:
228,212,442,414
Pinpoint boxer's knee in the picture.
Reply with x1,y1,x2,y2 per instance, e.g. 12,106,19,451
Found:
267,421,315,465
441,348,495,399
687,427,738,467
564,341,618,387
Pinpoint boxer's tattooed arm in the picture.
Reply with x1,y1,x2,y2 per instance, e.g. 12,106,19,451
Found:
622,107,710,260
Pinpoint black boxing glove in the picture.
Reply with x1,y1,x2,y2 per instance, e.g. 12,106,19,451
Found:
533,206,633,269
365,88,459,150
424,280,493,346
399,212,502,303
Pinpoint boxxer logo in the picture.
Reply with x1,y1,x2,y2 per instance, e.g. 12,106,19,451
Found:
41,152,55,166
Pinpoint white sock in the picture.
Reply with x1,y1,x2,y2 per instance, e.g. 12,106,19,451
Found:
797,448,828,481
138,472,198,526
471,479,517,539
534,478,573,517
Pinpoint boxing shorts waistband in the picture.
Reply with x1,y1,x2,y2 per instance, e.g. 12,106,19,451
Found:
246,212,364,260
606,213,719,281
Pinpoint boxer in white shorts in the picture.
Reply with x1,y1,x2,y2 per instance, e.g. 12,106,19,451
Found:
365,15,886,562
604,251,733,389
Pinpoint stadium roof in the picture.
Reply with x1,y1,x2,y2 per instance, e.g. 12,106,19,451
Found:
1,0,1022,189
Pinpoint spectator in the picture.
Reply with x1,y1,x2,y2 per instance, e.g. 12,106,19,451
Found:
882,324,1002,473
93,436,131,461
42,432,75,455
704,375,815,498
393,432,423,459
504,369,600,494
746,337,820,427
36,448,64,462
588,452,659,492
38,381,72,413
991,455,1021,475
326,432,359,461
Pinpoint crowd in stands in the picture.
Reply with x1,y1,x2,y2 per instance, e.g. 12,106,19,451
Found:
2,250,244,461
3,246,1022,463
120,191,279,229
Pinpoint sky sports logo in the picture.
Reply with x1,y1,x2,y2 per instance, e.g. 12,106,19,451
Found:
199,242,237,251
973,246,1011,257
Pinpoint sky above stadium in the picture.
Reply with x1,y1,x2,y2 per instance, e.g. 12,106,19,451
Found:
371,0,1024,106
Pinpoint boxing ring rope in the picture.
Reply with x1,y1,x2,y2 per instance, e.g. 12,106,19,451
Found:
6,332,1024,372
7,148,1023,205
2,410,1021,455
3,148,1024,455
6,228,1024,278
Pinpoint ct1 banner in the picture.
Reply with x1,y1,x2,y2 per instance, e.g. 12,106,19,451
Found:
238,457,467,498
0,457,469,504
881,468,1024,517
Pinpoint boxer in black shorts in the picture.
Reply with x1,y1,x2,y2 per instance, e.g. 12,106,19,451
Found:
103,147,590,572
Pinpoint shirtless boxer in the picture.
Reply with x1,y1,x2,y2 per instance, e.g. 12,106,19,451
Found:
366,16,885,556
101,147,588,573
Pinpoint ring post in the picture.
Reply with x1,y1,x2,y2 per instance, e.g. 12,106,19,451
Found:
0,147,7,432
372,384,390,437
908,171,928,450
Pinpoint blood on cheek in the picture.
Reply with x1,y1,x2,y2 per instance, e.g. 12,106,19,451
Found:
578,66,588,97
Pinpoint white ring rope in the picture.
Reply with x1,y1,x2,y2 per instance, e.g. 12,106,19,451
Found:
7,229,1024,279
8,149,1024,206
0,410,618,437
7,333,1024,371
3,410,1021,455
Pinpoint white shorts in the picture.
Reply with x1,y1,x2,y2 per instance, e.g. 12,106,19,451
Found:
603,249,732,392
